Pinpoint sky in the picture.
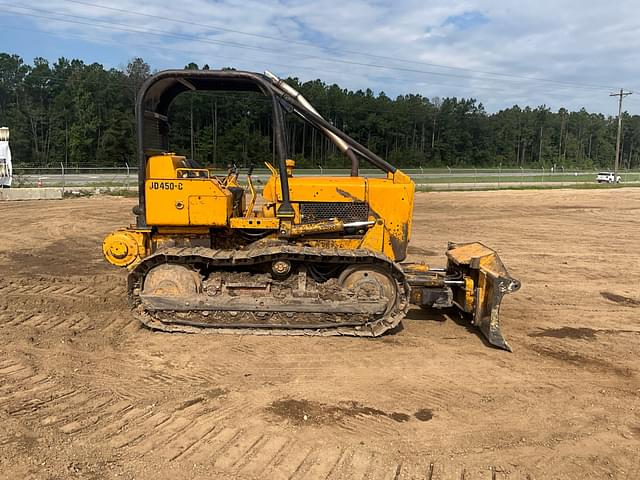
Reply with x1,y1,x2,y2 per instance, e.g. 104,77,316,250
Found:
2,0,640,114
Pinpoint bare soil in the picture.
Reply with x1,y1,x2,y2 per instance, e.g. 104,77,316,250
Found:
0,189,639,480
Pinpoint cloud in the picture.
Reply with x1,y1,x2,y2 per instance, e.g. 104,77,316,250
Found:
4,0,640,114
443,11,489,31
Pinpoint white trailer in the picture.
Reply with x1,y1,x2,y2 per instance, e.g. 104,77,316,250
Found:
0,127,12,188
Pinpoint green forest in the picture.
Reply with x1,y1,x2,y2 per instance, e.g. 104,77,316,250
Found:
1,52,639,170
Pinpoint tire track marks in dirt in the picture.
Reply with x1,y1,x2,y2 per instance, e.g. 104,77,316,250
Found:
0,354,522,479
0,274,134,334
140,370,230,392
256,438,316,479
109,398,261,462
240,442,444,480
0,276,124,298
0,361,81,420
234,435,291,477
0,326,520,480
0,273,124,296
0,310,136,334
176,427,416,479
0,356,254,470
0,360,61,411
84,364,230,404
526,342,635,378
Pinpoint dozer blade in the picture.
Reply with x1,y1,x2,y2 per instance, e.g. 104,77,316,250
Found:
446,242,521,351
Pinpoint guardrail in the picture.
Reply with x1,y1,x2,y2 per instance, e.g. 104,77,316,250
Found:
11,164,640,192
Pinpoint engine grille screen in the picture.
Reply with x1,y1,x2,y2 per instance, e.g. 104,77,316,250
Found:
143,115,169,153
300,202,369,224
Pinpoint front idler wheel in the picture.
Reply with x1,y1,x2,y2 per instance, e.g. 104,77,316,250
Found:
338,266,398,316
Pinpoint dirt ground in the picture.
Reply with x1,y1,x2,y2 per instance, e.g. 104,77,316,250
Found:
1,189,639,480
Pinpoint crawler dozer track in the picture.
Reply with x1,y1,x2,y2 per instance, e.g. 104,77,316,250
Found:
128,245,410,336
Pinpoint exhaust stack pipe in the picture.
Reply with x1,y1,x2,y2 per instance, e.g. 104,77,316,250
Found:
265,71,359,176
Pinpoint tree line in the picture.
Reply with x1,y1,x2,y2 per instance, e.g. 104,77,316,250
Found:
1,52,639,170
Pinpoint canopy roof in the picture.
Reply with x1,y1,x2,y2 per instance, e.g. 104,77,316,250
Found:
139,70,272,117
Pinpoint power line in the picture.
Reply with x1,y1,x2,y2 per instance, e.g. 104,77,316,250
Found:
53,0,620,91
1,9,634,119
0,22,571,101
3,3,618,93
2,6,609,99
0,23,390,90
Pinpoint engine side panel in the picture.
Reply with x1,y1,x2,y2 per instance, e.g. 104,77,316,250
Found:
367,175,415,261
260,171,415,261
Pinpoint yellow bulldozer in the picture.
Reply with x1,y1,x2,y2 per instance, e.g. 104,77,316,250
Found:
103,69,520,350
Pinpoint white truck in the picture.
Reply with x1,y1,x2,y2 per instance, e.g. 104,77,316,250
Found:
0,127,11,188
596,171,621,184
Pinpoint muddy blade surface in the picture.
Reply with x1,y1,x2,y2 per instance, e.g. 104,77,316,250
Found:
447,242,521,351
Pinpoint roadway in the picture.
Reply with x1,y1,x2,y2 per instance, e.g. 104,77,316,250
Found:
17,170,594,186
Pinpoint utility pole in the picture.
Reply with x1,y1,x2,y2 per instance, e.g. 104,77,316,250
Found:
610,89,632,180
538,126,543,165
558,111,565,165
